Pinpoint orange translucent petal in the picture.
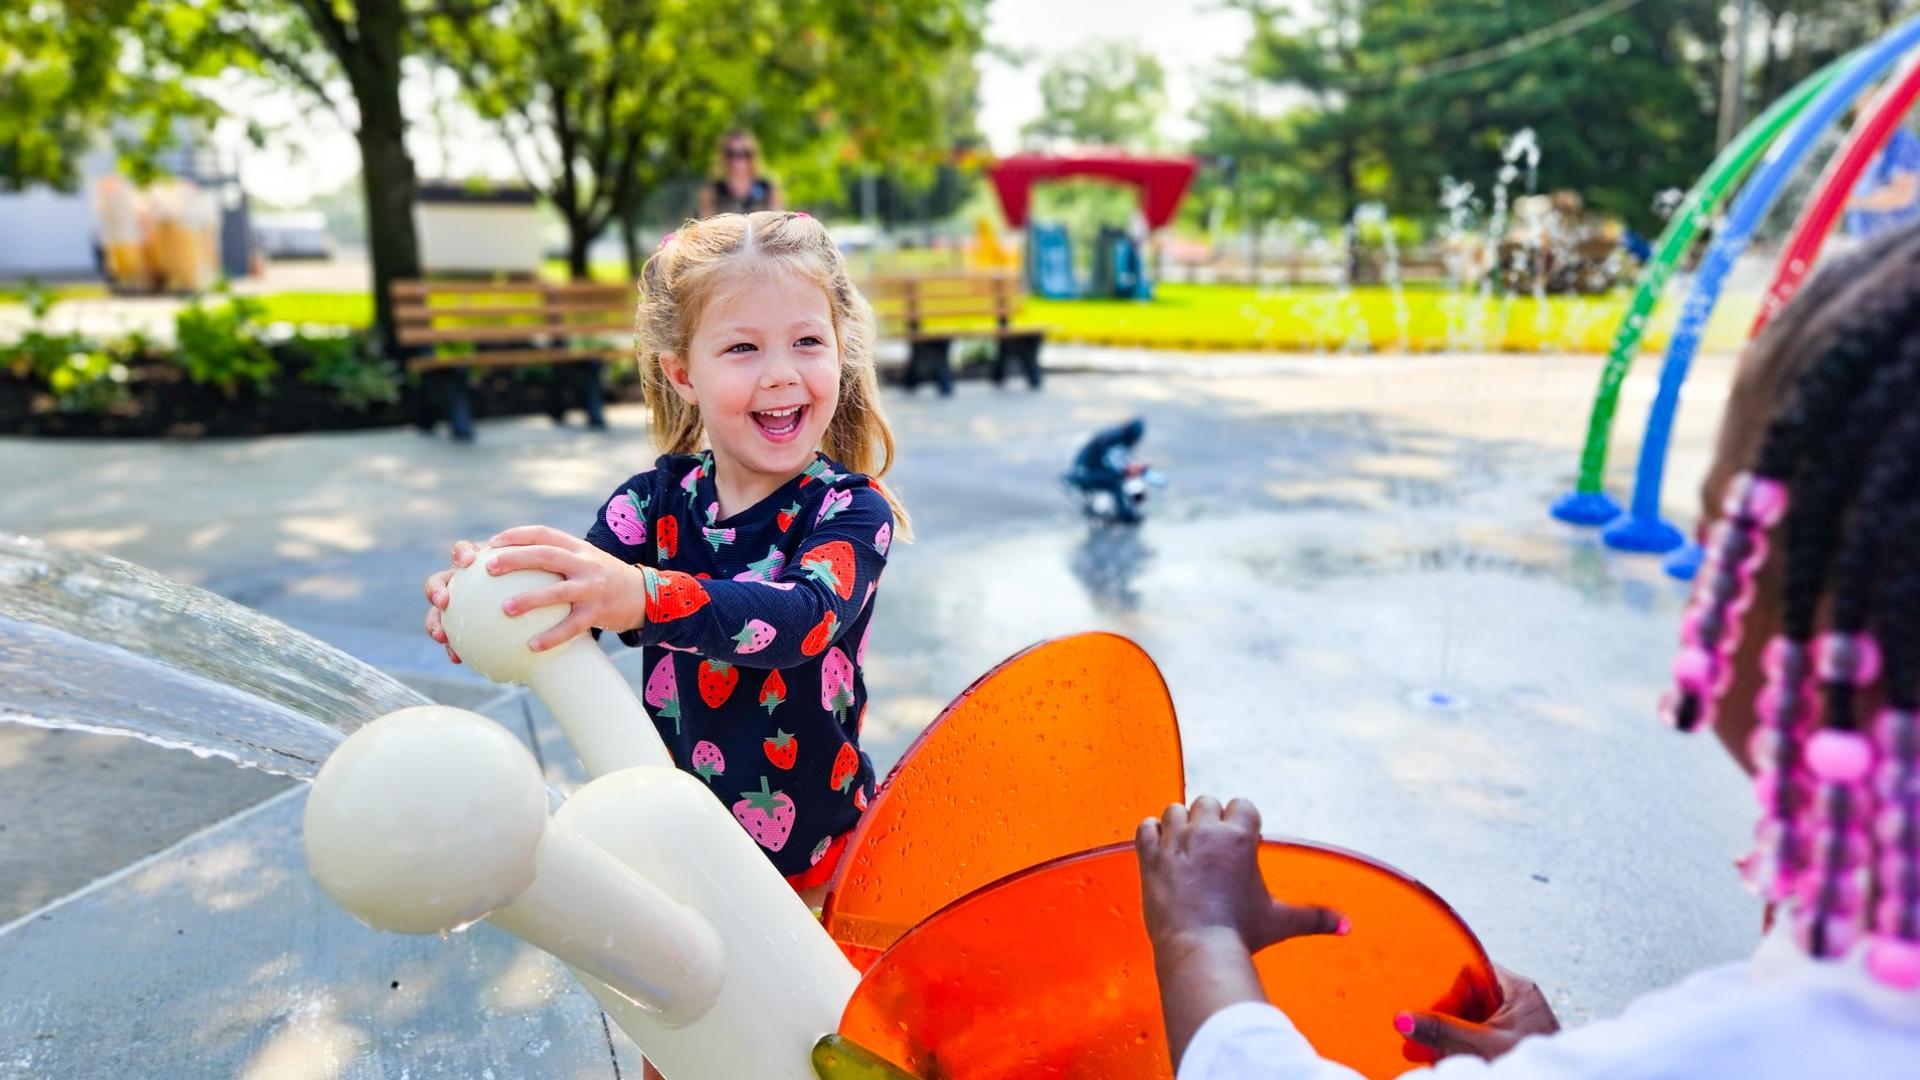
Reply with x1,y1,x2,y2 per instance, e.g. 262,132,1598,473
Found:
838,841,1497,1080
823,633,1185,970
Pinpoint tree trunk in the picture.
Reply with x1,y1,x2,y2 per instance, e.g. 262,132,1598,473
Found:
1338,136,1361,283
621,201,644,281
342,0,421,361
357,114,421,360
567,221,592,281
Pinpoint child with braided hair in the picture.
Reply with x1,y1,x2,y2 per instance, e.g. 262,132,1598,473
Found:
1139,223,1920,1078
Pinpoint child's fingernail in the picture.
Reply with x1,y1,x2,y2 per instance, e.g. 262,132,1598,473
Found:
501,601,515,614
1336,917,1351,936
487,559,500,573
1393,1013,1415,1037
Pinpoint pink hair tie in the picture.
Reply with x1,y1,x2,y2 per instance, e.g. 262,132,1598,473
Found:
657,232,676,251
793,211,810,218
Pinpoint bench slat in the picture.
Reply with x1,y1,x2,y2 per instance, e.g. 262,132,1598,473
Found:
395,302,630,322
397,322,633,346
409,347,622,371
862,275,1019,298
391,280,630,299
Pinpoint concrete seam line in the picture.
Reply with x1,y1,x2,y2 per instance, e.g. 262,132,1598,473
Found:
0,782,307,941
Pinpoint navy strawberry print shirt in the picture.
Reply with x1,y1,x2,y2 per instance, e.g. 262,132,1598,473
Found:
585,450,890,877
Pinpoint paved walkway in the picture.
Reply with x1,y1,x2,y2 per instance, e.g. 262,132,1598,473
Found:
1,352,1756,1074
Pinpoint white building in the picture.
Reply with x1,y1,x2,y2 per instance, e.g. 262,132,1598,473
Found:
0,147,115,279
0,127,251,282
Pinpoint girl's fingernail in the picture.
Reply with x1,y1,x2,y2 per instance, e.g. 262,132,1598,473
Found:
1336,917,1351,936
487,559,499,572
1393,1013,1415,1037
501,601,515,615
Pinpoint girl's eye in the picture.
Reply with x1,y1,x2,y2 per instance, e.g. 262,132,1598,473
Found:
796,336,824,348
724,342,757,355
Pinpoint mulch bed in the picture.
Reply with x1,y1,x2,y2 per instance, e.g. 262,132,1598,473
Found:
1,353,641,439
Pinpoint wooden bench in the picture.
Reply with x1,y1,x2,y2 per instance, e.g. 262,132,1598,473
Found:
391,279,631,439
863,272,1044,396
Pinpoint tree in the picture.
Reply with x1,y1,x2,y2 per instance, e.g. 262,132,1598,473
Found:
192,0,426,356
425,0,987,280
1746,1,1906,116
0,0,218,191
1238,0,1727,234
1021,40,1167,150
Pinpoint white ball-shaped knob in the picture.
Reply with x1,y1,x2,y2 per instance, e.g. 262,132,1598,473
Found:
441,545,570,685
304,705,548,934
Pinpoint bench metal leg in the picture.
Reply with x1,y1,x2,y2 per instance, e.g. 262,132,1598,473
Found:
995,335,1044,390
582,361,607,428
417,369,475,441
905,340,955,397
443,375,475,442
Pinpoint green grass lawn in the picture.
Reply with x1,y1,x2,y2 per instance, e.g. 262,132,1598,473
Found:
1023,283,1758,355
255,291,375,327
7,280,1761,356
0,282,108,305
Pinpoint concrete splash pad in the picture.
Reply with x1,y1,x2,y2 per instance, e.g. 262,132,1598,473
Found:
0,355,1757,1074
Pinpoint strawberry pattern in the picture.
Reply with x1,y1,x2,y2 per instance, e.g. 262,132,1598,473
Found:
584,451,888,878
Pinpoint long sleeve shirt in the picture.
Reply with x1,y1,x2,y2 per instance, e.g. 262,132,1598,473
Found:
585,450,892,878
1178,927,1920,1080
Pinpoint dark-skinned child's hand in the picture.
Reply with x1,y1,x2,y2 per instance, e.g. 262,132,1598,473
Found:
1137,796,1348,1072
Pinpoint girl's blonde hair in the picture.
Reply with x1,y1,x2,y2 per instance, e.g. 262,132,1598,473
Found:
636,210,911,539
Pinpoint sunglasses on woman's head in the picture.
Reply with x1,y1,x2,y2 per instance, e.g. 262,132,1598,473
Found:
725,147,754,160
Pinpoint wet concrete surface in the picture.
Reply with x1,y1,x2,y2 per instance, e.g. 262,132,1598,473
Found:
1,349,1752,1062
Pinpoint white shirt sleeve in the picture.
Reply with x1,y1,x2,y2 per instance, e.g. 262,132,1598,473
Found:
1176,956,1920,1080
1177,1002,1369,1080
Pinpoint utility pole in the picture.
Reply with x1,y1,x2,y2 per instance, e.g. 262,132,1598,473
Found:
1716,0,1756,149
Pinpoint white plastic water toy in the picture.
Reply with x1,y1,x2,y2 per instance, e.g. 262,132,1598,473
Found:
439,545,673,773
304,548,859,1078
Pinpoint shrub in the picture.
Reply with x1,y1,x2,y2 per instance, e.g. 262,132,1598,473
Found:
173,294,277,394
293,332,402,411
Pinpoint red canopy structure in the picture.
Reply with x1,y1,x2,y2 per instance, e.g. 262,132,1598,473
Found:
986,153,1198,231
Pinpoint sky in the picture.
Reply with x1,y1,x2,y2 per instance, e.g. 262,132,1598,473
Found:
222,0,1256,208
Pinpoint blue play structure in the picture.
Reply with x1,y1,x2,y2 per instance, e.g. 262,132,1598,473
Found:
1024,222,1152,300
1027,223,1077,299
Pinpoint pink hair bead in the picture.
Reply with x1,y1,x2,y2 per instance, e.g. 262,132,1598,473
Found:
1794,912,1864,957
1874,762,1919,802
1815,632,1882,686
1866,938,1920,990
1879,853,1916,890
1795,868,1867,910
1876,708,1919,752
1763,637,1809,681
1874,805,1916,845
1806,730,1875,783
1722,472,1790,527
1740,852,1796,902
1875,896,1917,934
656,231,676,250
1674,646,1716,692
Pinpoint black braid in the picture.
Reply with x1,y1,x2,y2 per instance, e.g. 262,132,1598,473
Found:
1770,276,1920,641
1876,496,1920,712
1751,232,1920,483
